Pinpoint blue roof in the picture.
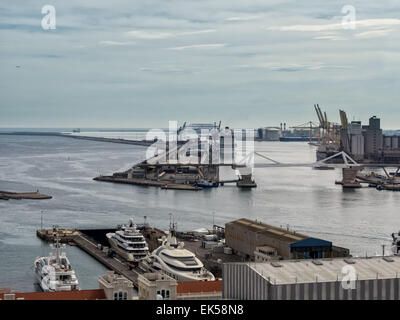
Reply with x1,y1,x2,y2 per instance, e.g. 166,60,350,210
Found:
290,237,332,248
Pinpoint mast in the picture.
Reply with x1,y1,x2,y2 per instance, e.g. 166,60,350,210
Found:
53,225,60,265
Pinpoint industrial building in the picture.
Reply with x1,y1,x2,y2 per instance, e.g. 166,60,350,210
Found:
223,256,400,300
363,116,383,159
225,219,349,260
256,127,281,141
339,115,400,162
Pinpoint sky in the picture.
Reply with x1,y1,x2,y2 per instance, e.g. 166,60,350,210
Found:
0,1,399,129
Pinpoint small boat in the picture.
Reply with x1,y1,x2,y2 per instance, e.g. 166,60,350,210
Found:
72,128,80,133
106,218,149,263
378,184,400,191
195,180,219,188
34,228,80,292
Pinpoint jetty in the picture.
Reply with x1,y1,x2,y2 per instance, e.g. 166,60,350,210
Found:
0,191,52,201
0,131,155,147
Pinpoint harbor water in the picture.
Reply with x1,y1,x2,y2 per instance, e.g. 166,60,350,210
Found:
1,132,399,292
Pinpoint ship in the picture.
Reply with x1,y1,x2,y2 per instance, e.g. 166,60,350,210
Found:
141,223,215,281
106,218,149,263
34,228,80,292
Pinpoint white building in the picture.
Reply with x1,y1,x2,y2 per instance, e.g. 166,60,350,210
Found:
98,271,135,300
223,256,400,300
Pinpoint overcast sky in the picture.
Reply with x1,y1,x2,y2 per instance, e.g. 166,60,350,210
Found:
1,1,399,129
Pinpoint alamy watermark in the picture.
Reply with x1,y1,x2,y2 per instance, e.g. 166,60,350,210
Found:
145,121,255,168
342,5,356,30
341,265,356,290
41,5,56,30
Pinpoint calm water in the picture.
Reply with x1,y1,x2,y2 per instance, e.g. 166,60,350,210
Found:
0,134,399,292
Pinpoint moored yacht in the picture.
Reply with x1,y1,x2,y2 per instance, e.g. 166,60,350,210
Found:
392,231,400,255
144,224,215,282
106,218,149,262
34,228,79,292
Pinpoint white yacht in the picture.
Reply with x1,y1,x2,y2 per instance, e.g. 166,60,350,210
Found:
392,231,400,255
144,224,215,282
34,230,79,292
106,218,149,262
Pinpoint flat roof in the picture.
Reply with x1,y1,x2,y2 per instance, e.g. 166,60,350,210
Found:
0,289,106,300
177,280,222,294
234,256,400,285
226,218,310,243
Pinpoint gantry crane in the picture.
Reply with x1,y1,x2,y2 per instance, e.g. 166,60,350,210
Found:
314,104,341,147
289,121,321,143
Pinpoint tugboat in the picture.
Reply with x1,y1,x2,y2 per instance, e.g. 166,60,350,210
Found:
106,218,149,263
195,180,219,188
34,227,80,291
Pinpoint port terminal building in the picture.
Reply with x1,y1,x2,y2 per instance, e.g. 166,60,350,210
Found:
223,256,400,300
225,219,349,261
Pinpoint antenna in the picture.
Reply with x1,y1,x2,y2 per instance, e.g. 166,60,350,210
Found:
53,225,60,265
212,211,215,228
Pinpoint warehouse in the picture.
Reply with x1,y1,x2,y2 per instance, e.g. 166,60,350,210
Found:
225,218,349,260
223,256,400,300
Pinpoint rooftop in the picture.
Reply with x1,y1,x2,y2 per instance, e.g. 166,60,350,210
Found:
177,280,222,294
99,271,133,288
0,289,106,300
233,256,400,285
226,218,310,243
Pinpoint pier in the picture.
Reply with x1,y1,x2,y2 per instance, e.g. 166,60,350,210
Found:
0,131,155,147
72,233,141,286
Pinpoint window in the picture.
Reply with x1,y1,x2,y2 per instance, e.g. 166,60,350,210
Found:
114,292,118,300
119,291,123,300
161,289,165,298
166,290,170,299
123,292,128,300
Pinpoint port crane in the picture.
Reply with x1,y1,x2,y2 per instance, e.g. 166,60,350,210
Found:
289,121,321,144
314,104,341,147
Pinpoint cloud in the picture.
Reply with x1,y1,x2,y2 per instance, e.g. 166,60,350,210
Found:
126,29,216,40
355,29,395,38
98,40,133,46
224,14,263,22
126,30,174,39
234,62,354,72
235,62,325,72
313,35,345,41
1,0,400,128
167,43,226,50
267,18,400,33
179,29,216,36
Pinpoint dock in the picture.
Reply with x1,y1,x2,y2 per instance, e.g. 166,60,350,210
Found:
36,226,166,287
161,184,203,191
72,233,140,285
0,131,155,147
93,175,166,187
